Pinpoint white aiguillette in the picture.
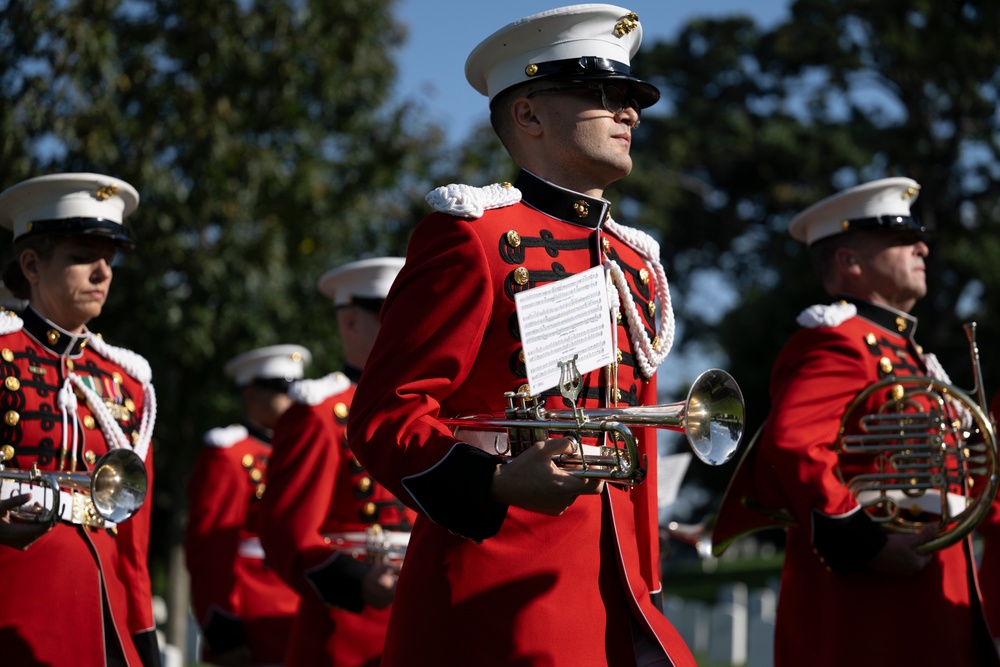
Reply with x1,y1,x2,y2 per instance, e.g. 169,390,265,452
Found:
514,266,614,396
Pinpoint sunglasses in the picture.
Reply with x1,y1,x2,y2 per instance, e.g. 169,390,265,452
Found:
527,83,641,125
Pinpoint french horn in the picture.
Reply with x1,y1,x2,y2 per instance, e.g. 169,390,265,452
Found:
835,323,998,553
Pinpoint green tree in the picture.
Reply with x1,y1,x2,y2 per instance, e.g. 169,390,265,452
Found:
0,0,446,641
624,0,1000,515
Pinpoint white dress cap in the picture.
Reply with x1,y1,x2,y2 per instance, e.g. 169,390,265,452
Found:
317,257,405,307
465,3,659,107
0,172,139,247
224,344,313,387
788,177,923,246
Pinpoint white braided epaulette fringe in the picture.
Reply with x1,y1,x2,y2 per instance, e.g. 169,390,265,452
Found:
203,424,250,448
796,302,858,329
603,219,675,378
288,372,351,406
76,333,156,461
425,182,522,219
0,311,24,335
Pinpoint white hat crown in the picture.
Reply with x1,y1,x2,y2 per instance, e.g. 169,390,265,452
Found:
465,4,658,106
788,177,922,246
0,172,139,245
224,344,313,387
317,257,405,307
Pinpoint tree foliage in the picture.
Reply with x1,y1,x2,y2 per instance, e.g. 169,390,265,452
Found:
0,0,446,586
618,0,1000,512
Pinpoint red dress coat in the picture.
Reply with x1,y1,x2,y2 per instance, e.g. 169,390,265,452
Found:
347,170,695,667
185,422,300,664
975,393,1000,639
0,307,158,666
714,299,997,667
260,371,416,667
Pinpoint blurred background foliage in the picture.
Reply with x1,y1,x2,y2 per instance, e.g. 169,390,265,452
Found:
3,0,1000,639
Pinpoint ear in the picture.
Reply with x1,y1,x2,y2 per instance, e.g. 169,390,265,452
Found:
19,249,41,285
834,247,861,276
511,96,544,137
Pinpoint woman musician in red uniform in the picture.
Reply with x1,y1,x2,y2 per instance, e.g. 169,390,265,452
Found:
0,173,159,666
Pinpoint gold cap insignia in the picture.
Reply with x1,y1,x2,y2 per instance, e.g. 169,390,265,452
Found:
895,316,907,332
572,200,590,218
95,183,120,200
614,12,639,37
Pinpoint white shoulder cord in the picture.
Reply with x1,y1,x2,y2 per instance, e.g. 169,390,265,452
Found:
603,219,676,378
56,380,81,469
76,334,157,461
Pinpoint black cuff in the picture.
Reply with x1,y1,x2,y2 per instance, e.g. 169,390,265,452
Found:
306,553,369,612
650,591,663,613
812,508,888,575
403,444,508,542
132,629,162,667
202,608,248,655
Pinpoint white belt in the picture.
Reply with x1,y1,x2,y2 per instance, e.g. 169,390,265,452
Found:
238,536,266,559
457,428,606,458
857,488,970,518
0,479,114,529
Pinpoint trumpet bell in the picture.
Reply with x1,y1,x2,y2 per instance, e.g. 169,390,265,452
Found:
90,449,148,523
684,369,745,466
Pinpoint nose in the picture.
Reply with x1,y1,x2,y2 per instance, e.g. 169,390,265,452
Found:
92,258,113,280
914,240,929,257
619,106,640,128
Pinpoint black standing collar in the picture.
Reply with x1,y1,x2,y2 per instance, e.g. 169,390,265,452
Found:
840,297,919,341
514,170,611,229
343,364,363,384
242,420,273,445
22,306,89,357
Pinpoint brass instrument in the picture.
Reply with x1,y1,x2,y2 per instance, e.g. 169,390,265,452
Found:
444,367,745,485
0,447,148,526
836,322,998,553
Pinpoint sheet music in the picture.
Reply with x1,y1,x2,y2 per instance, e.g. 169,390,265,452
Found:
514,266,614,395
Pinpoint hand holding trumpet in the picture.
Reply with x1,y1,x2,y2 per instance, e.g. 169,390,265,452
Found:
489,436,605,516
0,494,50,550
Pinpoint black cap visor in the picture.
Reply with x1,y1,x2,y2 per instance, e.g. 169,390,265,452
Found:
21,217,136,250
523,56,660,108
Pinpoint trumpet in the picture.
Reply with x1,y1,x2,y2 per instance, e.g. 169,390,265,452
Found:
444,367,745,484
836,322,999,553
0,446,148,527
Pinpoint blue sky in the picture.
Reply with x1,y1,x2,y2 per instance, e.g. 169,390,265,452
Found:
392,1,792,138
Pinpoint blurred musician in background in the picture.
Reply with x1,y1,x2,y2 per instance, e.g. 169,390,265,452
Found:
713,177,999,666
260,257,415,667
185,344,309,665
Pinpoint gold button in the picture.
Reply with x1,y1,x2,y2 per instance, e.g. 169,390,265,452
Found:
513,267,529,285
4,411,18,426
517,349,525,363
616,350,623,363
1,445,14,461
4,376,19,391
241,454,255,468
525,63,538,76
357,477,373,493
602,237,611,253
83,415,96,430
1,349,13,362
865,333,877,346
255,484,266,500
46,329,60,345
79,339,87,349
652,336,663,352
572,200,590,218
647,301,656,317
124,398,135,413
879,357,893,373
506,230,521,248
517,383,531,395
249,469,263,483
639,268,650,285
66,360,74,371
84,450,97,464
363,502,377,517
334,402,349,419
895,317,907,333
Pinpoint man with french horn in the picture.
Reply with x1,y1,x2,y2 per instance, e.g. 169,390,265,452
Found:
347,5,703,667
713,177,1000,666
